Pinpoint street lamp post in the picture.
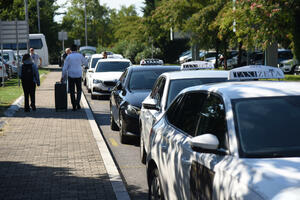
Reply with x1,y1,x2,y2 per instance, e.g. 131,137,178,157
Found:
24,0,29,53
84,0,88,46
37,0,40,33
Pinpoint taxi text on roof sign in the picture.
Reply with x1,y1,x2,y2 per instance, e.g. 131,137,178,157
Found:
181,61,214,70
228,65,285,80
140,59,164,65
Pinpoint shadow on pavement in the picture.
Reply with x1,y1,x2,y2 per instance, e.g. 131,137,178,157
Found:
14,107,89,120
0,161,116,200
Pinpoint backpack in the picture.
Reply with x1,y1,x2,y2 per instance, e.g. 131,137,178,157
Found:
21,63,34,81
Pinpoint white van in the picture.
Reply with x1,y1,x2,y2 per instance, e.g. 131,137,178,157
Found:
3,33,49,66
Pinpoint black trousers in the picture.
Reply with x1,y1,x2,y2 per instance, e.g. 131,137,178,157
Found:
22,81,36,110
68,77,82,108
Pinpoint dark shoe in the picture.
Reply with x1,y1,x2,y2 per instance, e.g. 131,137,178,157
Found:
77,104,81,110
72,107,77,111
31,105,36,111
24,108,30,112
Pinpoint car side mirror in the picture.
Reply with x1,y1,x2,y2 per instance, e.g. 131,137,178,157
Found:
142,98,159,111
88,69,94,73
116,82,122,90
190,134,219,150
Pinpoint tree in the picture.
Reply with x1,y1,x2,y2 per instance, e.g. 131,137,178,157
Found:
0,0,61,63
61,0,111,48
232,0,300,59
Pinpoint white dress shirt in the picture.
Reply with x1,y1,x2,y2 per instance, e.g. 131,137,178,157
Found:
62,52,88,79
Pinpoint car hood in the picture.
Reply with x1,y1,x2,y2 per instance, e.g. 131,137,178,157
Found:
217,156,300,199
92,72,123,81
126,90,151,108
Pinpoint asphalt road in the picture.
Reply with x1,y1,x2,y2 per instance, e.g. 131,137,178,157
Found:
82,86,148,200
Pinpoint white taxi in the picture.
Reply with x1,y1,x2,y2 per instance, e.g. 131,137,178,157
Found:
139,61,227,164
86,54,103,92
91,58,131,99
147,65,300,200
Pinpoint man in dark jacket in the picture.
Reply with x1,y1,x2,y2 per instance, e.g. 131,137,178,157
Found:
19,53,40,112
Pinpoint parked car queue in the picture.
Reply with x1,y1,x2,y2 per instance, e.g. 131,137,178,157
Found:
84,53,300,200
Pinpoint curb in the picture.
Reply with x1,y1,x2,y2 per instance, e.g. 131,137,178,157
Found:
81,93,131,200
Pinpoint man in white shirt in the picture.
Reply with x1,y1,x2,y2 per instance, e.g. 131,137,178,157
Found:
30,48,42,68
61,44,88,111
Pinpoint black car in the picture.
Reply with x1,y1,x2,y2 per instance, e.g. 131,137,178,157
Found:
110,65,180,144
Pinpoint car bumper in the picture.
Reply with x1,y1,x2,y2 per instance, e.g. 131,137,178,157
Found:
92,84,113,95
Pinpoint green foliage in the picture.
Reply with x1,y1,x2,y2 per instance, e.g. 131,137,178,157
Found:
0,0,60,63
134,46,163,63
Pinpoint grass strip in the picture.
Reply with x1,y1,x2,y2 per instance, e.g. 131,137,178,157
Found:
0,69,49,116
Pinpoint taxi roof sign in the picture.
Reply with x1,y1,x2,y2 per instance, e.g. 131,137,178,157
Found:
140,59,164,65
228,65,285,80
181,61,214,70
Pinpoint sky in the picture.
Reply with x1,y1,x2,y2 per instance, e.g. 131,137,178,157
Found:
54,0,144,23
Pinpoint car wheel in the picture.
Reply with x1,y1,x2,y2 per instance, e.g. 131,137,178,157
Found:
291,66,296,74
91,94,97,100
110,105,119,131
149,168,164,200
119,114,128,144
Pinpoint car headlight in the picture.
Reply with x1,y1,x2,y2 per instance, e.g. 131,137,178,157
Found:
125,105,140,116
93,79,102,84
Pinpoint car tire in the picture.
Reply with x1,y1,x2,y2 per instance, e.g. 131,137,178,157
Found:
119,114,128,144
91,94,97,100
291,66,296,74
149,168,164,200
140,136,146,164
110,105,119,131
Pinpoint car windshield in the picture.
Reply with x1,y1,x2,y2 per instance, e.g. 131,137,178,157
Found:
129,69,172,90
91,58,101,68
233,96,300,158
167,78,227,107
96,61,130,72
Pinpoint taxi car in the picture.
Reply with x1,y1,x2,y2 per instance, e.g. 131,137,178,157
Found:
109,65,180,144
147,65,300,200
85,54,103,92
91,58,131,99
139,61,228,163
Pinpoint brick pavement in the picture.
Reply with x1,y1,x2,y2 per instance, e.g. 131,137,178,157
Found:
0,70,117,200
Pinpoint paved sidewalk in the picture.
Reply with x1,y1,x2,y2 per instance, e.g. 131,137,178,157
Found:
0,71,117,200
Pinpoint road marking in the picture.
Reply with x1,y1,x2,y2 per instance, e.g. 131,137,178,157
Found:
109,138,119,147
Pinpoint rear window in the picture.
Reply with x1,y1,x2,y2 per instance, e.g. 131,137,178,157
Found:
167,78,227,107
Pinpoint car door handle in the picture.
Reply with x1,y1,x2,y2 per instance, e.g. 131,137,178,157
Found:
181,157,190,165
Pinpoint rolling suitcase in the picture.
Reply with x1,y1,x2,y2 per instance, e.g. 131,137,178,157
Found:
55,81,67,111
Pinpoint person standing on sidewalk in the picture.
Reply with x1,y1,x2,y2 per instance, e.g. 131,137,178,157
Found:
59,47,71,67
19,53,40,112
61,44,88,111
30,48,42,68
